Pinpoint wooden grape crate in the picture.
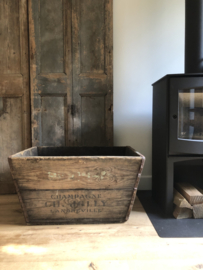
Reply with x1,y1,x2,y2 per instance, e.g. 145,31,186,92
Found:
8,146,145,225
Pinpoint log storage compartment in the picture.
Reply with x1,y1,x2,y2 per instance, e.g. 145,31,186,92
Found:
8,147,145,225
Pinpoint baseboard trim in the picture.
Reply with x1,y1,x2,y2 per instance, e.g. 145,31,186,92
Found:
138,176,152,190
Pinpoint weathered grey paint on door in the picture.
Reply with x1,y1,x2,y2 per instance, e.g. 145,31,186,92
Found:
29,0,113,147
0,0,30,194
72,0,113,146
29,0,70,147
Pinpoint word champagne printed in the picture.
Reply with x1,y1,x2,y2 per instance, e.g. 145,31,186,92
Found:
50,194,102,200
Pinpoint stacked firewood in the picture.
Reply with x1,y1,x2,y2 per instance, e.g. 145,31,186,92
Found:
173,183,203,219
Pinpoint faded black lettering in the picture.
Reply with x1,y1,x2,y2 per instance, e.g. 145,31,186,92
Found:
101,201,106,206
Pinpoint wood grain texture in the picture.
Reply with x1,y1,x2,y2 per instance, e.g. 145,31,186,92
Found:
0,98,23,190
21,189,133,223
29,0,113,147
40,0,64,73
10,157,142,190
71,0,113,146
0,0,20,74
29,0,69,147
65,0,74,146
81,94,105,146
41,96,66,146
173,206,193,219
0,0,30,194
176,183,203,205
2,194,203,270
80,0,105,74
193,204,203,219
173,188,193,209
9,147,145,224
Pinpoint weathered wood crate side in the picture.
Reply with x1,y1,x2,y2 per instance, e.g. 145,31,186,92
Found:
8,147,145,225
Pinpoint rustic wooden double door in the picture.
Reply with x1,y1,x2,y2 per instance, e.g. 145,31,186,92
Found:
0,0,113,194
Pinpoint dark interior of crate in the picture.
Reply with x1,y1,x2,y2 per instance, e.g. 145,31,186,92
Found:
13,147,139,157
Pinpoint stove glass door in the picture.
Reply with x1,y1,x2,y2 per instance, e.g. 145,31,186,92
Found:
178,88,203,141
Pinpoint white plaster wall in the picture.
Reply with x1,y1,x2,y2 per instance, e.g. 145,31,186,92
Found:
114,0,185,189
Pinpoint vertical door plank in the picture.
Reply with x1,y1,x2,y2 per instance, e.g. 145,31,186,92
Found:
72,0,113,146
7,0,21,74
29,0,71,146
0,0,30,194
0,1,9,74
0,98,23,184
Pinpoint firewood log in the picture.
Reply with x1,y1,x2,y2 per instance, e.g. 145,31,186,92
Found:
190,187,203,218
175,183,203,205
193,204,203,219
173,188,193,209
173,205,193,219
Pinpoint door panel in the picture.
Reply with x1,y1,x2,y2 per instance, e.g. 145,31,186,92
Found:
0,0,30,194
29,0,71,146
29,0,113,147
80,0,105,74
40,0,64,74
81,93,105,146
41,95,67,146
72,0,113,146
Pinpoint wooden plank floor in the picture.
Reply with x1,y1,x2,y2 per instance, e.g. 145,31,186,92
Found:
0,195,203,270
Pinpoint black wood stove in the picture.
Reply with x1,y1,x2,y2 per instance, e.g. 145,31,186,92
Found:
152,0,203,216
